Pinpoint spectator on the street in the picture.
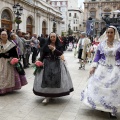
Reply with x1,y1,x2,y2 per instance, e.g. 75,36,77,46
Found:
77,32,90,69
33,32,74,104
24,34,32,67
31,33,39,63
38,34,46,58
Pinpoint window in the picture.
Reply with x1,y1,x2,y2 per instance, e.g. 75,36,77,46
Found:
74,27,75,31
90,8,96,19
52,2,55,6
1,10,11,20
74,13,77,18
69,13,71,17
62,1,66,5
57,2,60,6
74,20,75,24
69,20,71,24
76,20,77,24
76,27,77,31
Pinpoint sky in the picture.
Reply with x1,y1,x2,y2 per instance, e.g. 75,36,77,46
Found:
78,0,84,9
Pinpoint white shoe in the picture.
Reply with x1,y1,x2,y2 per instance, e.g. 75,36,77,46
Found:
42,97,50,104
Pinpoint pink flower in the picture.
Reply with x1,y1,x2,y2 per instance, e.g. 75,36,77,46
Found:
35,61,43,67
10,58,19,65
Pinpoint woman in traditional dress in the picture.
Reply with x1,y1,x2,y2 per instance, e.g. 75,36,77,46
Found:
0,31,27,94
81,26,120,118
33,32,74,104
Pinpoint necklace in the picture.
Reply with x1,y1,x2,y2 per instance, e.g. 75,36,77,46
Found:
107,40,113,45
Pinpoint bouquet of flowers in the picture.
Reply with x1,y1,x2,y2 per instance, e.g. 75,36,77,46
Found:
33,61,44,75
10,58,25,75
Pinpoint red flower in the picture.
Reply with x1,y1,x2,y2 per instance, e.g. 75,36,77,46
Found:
35,61,43,67
10,58,19,65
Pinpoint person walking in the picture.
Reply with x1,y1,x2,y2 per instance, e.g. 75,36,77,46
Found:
0,31,27,94
81,26,120,119
33,32,74,104
77,32,90,69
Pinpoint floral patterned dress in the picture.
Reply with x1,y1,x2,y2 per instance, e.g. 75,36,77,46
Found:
81,40,120,115
0,41,27,94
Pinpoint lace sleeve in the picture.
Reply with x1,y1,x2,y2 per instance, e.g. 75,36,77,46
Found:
91,62,98,68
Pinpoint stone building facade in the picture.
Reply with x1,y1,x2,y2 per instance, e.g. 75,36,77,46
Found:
84,0,120,36
0,0,63,36
46,0,84,36
47,0,68,34
68,8,84,37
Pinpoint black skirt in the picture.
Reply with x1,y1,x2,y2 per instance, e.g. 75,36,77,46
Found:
41,59,61,88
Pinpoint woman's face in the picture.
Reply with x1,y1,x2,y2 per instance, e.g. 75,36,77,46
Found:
1,31,8,42
106,28,115,40
12,34,16,40
50,33,56,43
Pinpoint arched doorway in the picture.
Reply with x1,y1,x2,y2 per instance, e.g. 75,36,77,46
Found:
42,21,47,37
26,16,33,37
1,9,12,31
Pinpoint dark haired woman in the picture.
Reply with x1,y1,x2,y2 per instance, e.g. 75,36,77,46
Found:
81,26,120,118
33,32,73,104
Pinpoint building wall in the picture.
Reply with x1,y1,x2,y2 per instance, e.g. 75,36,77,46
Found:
0,0,63,36
68,9,84,38
84,0,120,36
49,0,68,35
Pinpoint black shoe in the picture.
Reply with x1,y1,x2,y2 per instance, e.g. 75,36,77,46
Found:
79,66,82,69
109,113,117,119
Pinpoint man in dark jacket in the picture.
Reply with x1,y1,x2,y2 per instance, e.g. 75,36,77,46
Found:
38,34,46,57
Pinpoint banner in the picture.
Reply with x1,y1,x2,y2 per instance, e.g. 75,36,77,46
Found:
86,20,94,36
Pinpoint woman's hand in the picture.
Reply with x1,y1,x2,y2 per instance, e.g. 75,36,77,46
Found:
48,45,55,51
90,67,96,75
60,55,65,61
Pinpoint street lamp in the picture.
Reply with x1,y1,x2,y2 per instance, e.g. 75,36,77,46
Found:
68,23,71,35
13,3,23,30
52,17,57,33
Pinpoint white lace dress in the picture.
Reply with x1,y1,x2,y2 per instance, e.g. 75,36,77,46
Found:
81,40,120,114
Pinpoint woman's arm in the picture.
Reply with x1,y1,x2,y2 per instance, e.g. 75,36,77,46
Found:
91,50,101,68
9,46,19,58
53,49,63,56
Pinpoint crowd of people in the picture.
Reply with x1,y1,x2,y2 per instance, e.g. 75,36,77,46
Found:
0,25,120,119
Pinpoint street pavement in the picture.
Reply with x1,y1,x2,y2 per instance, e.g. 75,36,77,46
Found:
0,50,119,120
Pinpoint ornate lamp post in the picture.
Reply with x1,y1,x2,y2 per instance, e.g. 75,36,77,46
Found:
13,3,23,30
52,17,56,33
68,23,71,35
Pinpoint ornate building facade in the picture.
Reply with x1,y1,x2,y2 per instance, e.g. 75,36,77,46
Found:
47,0,68,34
46,0,84,36
0,0,63,36
68,8,84,37
84,0,120,36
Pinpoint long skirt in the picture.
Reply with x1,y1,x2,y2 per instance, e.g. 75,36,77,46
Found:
33,60,74,97
0,58,27,94
81,64,120,114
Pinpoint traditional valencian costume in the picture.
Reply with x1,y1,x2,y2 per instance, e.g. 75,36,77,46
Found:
0,40,27,94
33,35,73,98
81,26,120,116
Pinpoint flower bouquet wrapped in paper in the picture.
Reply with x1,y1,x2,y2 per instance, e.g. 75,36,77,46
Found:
33,61,43,75
10,58,25,75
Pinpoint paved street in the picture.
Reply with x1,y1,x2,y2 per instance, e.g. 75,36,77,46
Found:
0,50,119,120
